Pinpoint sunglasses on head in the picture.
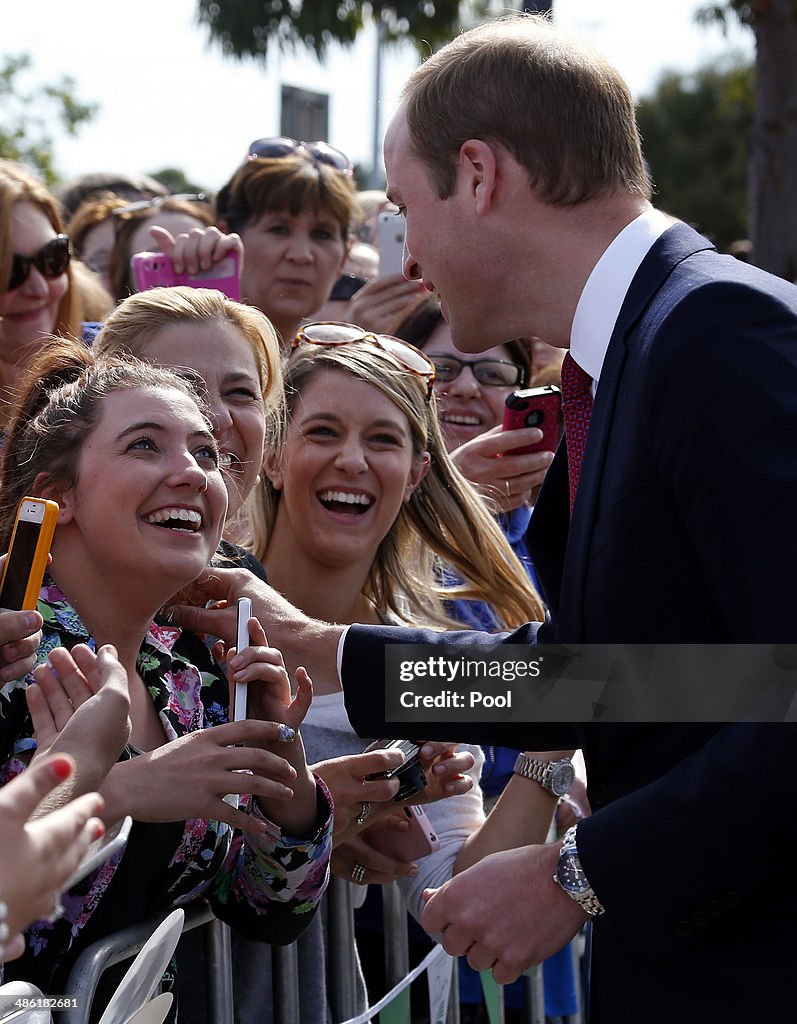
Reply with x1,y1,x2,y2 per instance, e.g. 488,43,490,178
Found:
430,354,526,388
7,235,72,292
111,193,209,219
246,137,353,176
292,321,436,400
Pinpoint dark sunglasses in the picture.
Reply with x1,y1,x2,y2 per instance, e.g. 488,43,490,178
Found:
429,353,526,388
292,321,436,400
8,235,72,292
247,136,353,176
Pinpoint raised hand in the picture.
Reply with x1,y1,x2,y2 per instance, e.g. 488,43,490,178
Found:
147,224,244,277
310,748,403,840
450,424,555,513
0,754,105,958
27,644,131,800
101,718,300,837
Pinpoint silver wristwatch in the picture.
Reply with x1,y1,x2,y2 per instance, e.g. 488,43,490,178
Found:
512,753,575,797
554,825,605,917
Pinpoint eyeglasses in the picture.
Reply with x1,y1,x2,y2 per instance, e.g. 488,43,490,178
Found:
7,235,72,292
111,193,209,219
292,321,436,400
429,354,526,388
246,137,353,176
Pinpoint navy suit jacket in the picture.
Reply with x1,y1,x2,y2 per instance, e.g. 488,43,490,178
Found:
342,223,797,1022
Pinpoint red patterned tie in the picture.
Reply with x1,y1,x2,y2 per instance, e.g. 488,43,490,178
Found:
560,352,593,515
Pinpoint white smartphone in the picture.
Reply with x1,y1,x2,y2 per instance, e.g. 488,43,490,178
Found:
377,211,406,277
233,597,252,723
63,814,132,891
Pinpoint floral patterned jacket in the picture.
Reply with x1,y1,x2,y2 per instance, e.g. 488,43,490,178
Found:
0,579,333,990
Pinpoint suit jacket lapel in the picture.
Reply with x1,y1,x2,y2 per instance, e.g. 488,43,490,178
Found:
536,222,716,640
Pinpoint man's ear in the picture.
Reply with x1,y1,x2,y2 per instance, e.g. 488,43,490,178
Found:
31,472,75,525
263,451,283,491
404,451,431,503
459,139,498,216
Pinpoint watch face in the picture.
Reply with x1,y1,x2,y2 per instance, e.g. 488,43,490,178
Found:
550,761,576,797
556,850,588,896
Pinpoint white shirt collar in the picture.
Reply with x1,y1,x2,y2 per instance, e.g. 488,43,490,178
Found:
570,209,672,387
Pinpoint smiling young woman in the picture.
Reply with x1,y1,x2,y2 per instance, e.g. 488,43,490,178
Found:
0,339,331,1005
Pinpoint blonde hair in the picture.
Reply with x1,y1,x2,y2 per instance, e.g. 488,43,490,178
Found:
95,287,285,526
251,341,544,629
95,285,282,403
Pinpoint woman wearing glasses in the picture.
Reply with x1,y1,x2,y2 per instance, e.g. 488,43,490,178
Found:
395,297,556,516
0,160,81,416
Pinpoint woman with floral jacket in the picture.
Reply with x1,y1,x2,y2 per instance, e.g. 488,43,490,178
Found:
0,340,332,1007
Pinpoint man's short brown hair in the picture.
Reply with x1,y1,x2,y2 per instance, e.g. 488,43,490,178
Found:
402,14,651,206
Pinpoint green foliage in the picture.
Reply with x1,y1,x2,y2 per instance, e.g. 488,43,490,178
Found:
637,57,755,251
195,0,493,61
695,2,755,32
0,54,98,187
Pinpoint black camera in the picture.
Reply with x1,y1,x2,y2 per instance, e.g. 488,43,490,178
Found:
364,738,427,801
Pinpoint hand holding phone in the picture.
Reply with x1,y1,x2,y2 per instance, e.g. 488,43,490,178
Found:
0,497,59,612
233,597,252,724
501,385,562,455
131,250,241,300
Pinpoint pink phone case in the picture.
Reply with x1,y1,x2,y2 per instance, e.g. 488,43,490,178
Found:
502,385,562,454
368,804,440,861
131,250,241,301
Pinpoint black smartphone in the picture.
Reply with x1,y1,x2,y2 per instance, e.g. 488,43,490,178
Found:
329,273,368,301
364,738,427,801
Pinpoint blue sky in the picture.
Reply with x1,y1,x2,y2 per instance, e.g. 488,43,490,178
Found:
3,0,753,192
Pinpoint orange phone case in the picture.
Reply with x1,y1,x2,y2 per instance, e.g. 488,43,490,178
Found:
0,496,59,610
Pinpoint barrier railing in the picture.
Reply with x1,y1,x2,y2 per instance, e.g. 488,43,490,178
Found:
58,881,583,1023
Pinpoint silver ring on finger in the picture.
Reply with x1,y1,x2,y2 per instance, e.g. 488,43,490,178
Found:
504,479,511,498
355,800,371,825
351,861,367,885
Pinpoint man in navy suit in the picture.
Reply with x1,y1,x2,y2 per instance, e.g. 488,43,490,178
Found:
174,14,797,1022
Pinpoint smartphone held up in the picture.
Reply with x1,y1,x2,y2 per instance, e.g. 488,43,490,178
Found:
131,250,241,301
0,496,59,612
501,385,562,455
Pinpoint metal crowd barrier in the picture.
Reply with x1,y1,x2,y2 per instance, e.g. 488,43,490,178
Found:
59,881,583,1023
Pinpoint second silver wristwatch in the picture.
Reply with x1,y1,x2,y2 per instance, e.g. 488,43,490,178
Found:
512,754,575,797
